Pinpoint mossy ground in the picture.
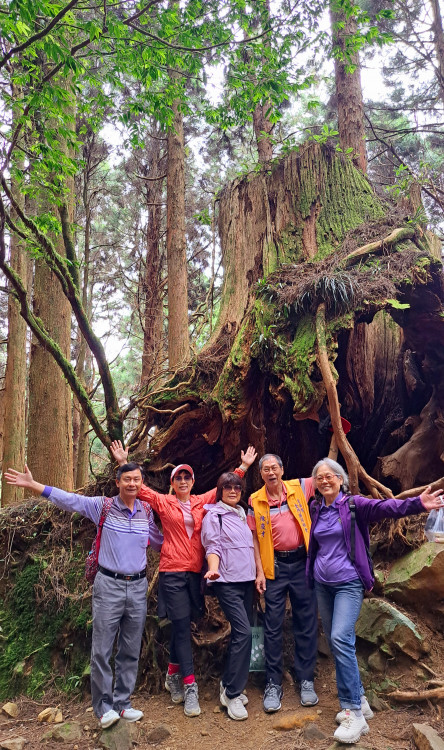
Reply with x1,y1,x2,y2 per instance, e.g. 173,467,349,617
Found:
0,553,92,699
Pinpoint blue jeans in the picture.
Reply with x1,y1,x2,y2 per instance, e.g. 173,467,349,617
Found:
315,579,364,709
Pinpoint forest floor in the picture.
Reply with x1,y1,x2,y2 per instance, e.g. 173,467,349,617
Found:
2,652,444,750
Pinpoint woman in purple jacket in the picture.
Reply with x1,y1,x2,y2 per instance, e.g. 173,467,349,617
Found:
307,458,443,745
201,472,256,722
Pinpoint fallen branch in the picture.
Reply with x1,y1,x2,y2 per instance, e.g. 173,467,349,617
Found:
388,687,444,702
341,227,416,267
396,477,444,500
315,303,394,498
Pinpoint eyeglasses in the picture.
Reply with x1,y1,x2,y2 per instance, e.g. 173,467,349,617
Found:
261,466,281,473
222,483,242,491
315,473,340,482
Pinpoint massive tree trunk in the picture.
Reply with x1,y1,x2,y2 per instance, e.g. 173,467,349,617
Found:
1,91,29,506
126,142,443,499
329,3,367,172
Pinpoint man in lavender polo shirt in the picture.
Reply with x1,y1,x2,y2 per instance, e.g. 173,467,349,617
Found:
4,461,163,730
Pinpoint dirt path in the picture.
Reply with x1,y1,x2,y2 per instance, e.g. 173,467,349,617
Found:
2,657,443,750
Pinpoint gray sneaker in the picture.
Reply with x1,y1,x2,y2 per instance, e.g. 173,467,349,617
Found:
263,681,283,713
220,680,248,706
300,679,319,706
165,672,184,704
183,682,201,717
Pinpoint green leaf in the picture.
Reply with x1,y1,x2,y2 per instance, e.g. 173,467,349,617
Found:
386,299,410,310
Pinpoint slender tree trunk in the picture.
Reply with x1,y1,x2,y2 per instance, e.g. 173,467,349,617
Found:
166,64,189,369
253,104,274,163
248,0,273,162
1,89,29,506
429,0,444,107
27,90,75,489
142,134,164,385
330,3,367,173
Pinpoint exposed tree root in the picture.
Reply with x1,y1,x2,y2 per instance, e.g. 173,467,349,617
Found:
341,226,417,266
388,687,444,702
315,302,394,498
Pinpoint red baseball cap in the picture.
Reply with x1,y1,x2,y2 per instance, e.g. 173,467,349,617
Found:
171,464,195,482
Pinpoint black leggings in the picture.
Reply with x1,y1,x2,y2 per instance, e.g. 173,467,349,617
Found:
170,615,194,677
159,571,203,678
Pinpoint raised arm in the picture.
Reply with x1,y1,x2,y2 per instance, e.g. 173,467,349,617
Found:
5,466,104,523
240,445,257,472
4,465,45,495
110,440,128,466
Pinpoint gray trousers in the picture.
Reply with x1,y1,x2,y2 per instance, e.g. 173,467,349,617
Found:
91,571,148,717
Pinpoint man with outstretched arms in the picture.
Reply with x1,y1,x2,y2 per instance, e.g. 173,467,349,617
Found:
247,454,318,713
5,462,163,730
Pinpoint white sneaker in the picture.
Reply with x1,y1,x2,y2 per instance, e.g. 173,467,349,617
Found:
120,708,143,722
220,688,248,721
100,709,120,729
336,696,374,724
219,680,248,706
333,710,369,744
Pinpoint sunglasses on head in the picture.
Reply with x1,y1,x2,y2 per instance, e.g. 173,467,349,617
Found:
222,482,242,491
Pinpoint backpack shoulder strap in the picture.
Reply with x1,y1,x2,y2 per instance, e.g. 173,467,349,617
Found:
347,496,357,563
140,500,152,517
98,497,113,529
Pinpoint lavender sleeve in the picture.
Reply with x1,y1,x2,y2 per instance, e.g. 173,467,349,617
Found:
42,486,103,524
357,495,424,524
201,512,222,558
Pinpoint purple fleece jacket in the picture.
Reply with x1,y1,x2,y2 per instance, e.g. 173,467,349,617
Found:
307,493,425,590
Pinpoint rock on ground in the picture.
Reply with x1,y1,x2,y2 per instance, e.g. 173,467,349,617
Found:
384,543,444,614
1,704,18,719
99,721,140,750
413,723,444,750
0,738,27,750
355,598,427,659
145,724,172,743
41,721,82,742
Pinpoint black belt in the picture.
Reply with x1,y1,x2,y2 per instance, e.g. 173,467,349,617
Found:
274,546,306,563
98,565,146,581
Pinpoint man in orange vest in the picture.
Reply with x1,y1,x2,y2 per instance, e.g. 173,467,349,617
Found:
247,454,318,713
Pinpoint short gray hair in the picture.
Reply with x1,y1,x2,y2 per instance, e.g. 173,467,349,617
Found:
259,454,283,470
312,458,349,492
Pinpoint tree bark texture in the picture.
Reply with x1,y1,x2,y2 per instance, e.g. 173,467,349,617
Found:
27,234,74,490
213,142,382,339
330,4,367,172
1,95,28,506
142,134,164,385
430,0,444,107
130,143,443,499
27,89,75,489
166,42,189,370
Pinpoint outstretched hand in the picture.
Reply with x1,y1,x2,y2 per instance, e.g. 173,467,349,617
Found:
241,445,257,468
4,465,34,489
110,440,129,466
420,486,444,510
204,570,220,581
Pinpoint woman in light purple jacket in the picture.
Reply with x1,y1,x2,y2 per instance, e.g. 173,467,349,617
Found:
307,457,443,745
201,472,256,722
